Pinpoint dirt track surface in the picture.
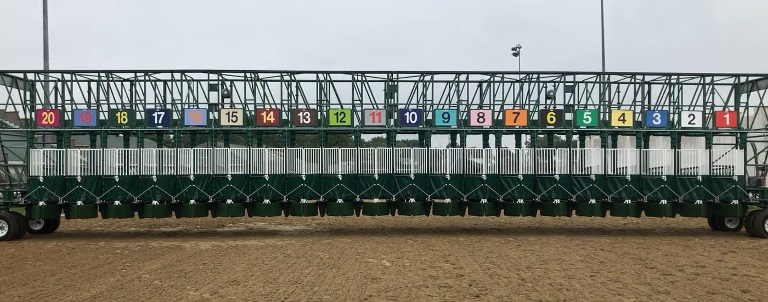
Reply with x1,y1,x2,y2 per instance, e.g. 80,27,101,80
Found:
1,215,765,302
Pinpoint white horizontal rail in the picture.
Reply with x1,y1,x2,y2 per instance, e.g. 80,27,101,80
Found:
27,148,744,177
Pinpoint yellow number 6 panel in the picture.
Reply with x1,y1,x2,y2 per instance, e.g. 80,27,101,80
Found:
610,109,634,127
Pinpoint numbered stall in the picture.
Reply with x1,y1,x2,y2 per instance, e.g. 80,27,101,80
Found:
708,111,748,218
393,109,431,215
428,147,464,216
462,109,500,216
317,109,356,216
26,148,66,219
429,109,463,216
534,109,572,216
358,147,394,216
210,148,249,217
247,108,286,217
319,148,357,216
601,110,644,217
570,109,607,216
499,109,537,216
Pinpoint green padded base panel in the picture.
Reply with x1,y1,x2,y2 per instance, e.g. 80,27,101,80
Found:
26,176,65,202
394,175,429,199
289,202,318,217
286,175,321,200
213,203,246,218
249,174,287,201
176,175,213,201
464,175,500,201
575,202,606,217
712,203,746,217
610,203,641,218
711,176,746,201
362,202,390,216
677,203,709,218
535,176,572,200
322,176,357,200
499,176,535,200
100,204,136,219
467,202,498,216
357,175,395,199
64,176,102,203
249,202,283,217
539,202,570,217
64,204,99,219
643,203,676,218
429,175,464,200
571,176,607,201
138,204,173,219
26,204,62,219
101,176,139,202
504,202,537,217
642,177,675,200
432,202,461,216
606,176,642,200
676,177,711,201
211,175,249,201
326,202,355,216
139,175,177,202
175,203,210,218
397,202,426,216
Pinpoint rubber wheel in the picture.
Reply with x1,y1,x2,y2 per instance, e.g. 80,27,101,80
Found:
715,216,744,232
750,211,768,239
707,216,720,231
744,211,761,237
0,213,20,241
47,218,61,233
9,212,27,240
26,218,49,234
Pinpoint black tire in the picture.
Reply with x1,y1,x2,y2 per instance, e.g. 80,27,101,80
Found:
708,216,720,231
716,216,744,232
46,218,61,234
0,213,20,241
745,211,761,237
751,211,768,239
9,212,27,240
26,218,49,234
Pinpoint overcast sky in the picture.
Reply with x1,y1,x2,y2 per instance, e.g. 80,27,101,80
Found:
1,0,768,72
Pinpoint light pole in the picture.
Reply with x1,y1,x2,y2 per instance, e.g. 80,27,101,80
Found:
511,44,522,73
600,0,605,72
43,0,50,104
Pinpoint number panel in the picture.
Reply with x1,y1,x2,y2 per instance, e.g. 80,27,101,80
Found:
575,109,598,127
714,110,737,128
108,109,135,127
73,109,97,127
434,109,457,127
291,109,317,127
538,109,563,127
644,110,668,128
504,109,528,126
35,109,60,127
184,109,207,126
398,109,423,127
363,109,386,126
610,109,634,127
680,111,702,128
256,108,280,126
146,109,171,127
220,108,244,126
469,109,493,126
328,109,352,126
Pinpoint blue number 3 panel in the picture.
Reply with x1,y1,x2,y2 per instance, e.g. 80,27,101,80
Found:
645,110,668,128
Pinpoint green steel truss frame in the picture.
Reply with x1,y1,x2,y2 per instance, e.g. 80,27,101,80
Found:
1,70,767,203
